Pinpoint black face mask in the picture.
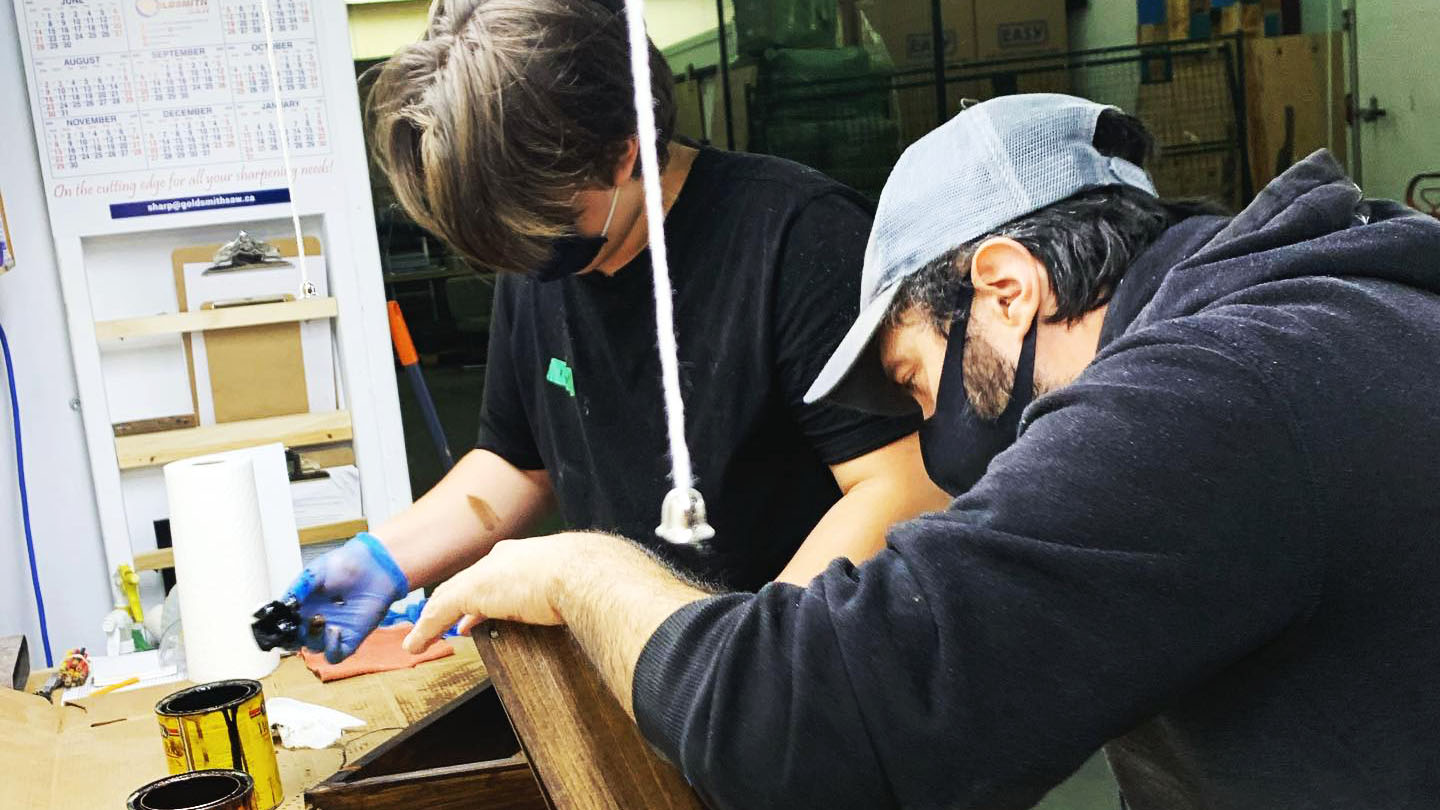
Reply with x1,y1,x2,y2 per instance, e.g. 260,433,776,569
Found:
532,235,607,282
531,188,620,283
918,317,1038,497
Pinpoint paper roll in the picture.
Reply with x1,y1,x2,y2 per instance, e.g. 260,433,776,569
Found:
164,454,280,682
203,443,302,597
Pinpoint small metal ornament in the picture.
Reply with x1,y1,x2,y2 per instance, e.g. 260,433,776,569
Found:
204,231,291,274
654,487,716,545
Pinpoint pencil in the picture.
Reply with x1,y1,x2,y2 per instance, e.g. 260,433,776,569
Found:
89,676,140,697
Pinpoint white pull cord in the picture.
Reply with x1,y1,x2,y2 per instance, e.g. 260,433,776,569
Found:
258,0,314,298
622,0,713,545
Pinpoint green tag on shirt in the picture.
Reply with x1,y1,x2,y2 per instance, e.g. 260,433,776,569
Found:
546,357,575,396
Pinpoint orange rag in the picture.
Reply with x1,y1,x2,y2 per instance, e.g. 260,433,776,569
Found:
299,623,454,682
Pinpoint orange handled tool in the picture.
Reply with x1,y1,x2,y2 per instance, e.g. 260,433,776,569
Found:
386,301,454,471
387,301,420,366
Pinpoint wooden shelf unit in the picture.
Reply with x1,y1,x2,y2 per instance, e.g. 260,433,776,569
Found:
114,410,353,470
94,296,339,342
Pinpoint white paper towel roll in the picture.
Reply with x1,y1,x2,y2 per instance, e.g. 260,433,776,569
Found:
204,443,302,596
164,454,280,681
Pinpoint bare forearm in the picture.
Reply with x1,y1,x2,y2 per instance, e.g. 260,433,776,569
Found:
375,448,554,587
552,537,710,718
777,438,950,585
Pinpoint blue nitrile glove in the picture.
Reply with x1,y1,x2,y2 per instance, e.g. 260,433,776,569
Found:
381,599,462,637
284,533,409,664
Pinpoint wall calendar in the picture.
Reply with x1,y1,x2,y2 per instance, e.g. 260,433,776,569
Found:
21,0,329,180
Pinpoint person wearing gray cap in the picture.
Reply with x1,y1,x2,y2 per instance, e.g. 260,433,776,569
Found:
404,93,1440,809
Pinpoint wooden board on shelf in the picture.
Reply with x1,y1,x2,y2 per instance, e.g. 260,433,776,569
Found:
298,518,368,545
472,622,704,810
297,442,356,469
132,518,368,572
114,410,352,470
94,297,338,342
112,414,198,436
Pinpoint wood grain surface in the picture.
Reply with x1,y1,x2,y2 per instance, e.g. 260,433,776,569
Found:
307,756,544,810
114,410,352,469
307,673,548,810
473,623,705,810
94,297,338,341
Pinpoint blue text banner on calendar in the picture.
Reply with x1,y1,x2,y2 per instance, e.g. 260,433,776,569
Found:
109,188,292,219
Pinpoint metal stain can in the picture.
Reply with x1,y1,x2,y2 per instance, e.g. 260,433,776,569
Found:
127,769,257,810
155,680,283,810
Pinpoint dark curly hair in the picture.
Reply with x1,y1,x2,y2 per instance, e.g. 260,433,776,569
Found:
887,109,1225,334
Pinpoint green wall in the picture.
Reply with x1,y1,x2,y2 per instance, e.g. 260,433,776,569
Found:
1069,0,1137,50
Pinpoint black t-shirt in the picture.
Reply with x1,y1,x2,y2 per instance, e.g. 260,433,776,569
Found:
476,148,919,590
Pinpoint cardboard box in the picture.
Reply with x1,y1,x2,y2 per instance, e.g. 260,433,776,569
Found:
1149,151,1238,205
859,0,977,68
0,636,27,690
1138,0,1269,43
1245,33,1347,190
975,0,1068,60
1214,0,1244,35
671,63,758,151
672,70,705,143
1136,63,1235,149
1194,0,1219,39
1134,0,1200,41
1134,56,1239,205
1166,0,1190,39
1260,0,1283,35
2,645,483,810
1137,0,1166,42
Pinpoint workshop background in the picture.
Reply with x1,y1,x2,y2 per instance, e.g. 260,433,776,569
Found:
1,0,1437,806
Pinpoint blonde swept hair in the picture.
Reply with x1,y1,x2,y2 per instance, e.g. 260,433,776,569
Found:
366,0,676,274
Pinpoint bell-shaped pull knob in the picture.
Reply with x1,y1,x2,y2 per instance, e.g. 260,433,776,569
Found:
655,487,716,545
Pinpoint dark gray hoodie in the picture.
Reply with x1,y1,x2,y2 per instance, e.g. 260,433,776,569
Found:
632,150,1440,810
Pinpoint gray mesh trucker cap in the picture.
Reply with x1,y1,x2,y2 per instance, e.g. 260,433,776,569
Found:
804,93,1158,414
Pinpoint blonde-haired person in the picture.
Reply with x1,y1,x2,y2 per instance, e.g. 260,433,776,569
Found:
279,0,946,662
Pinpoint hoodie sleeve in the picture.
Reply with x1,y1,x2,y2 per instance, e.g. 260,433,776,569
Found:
631,324,1323,810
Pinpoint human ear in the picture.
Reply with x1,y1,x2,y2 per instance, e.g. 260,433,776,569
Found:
610,138,640,187
968,237,1045,331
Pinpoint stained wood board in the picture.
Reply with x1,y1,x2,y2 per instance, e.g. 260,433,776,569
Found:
113,414,199,436
473,623,705,810
5,643,486,810
308,679,547,810
309,757,545,810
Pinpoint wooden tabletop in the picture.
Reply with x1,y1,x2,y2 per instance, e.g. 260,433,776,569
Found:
6,639,486,810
